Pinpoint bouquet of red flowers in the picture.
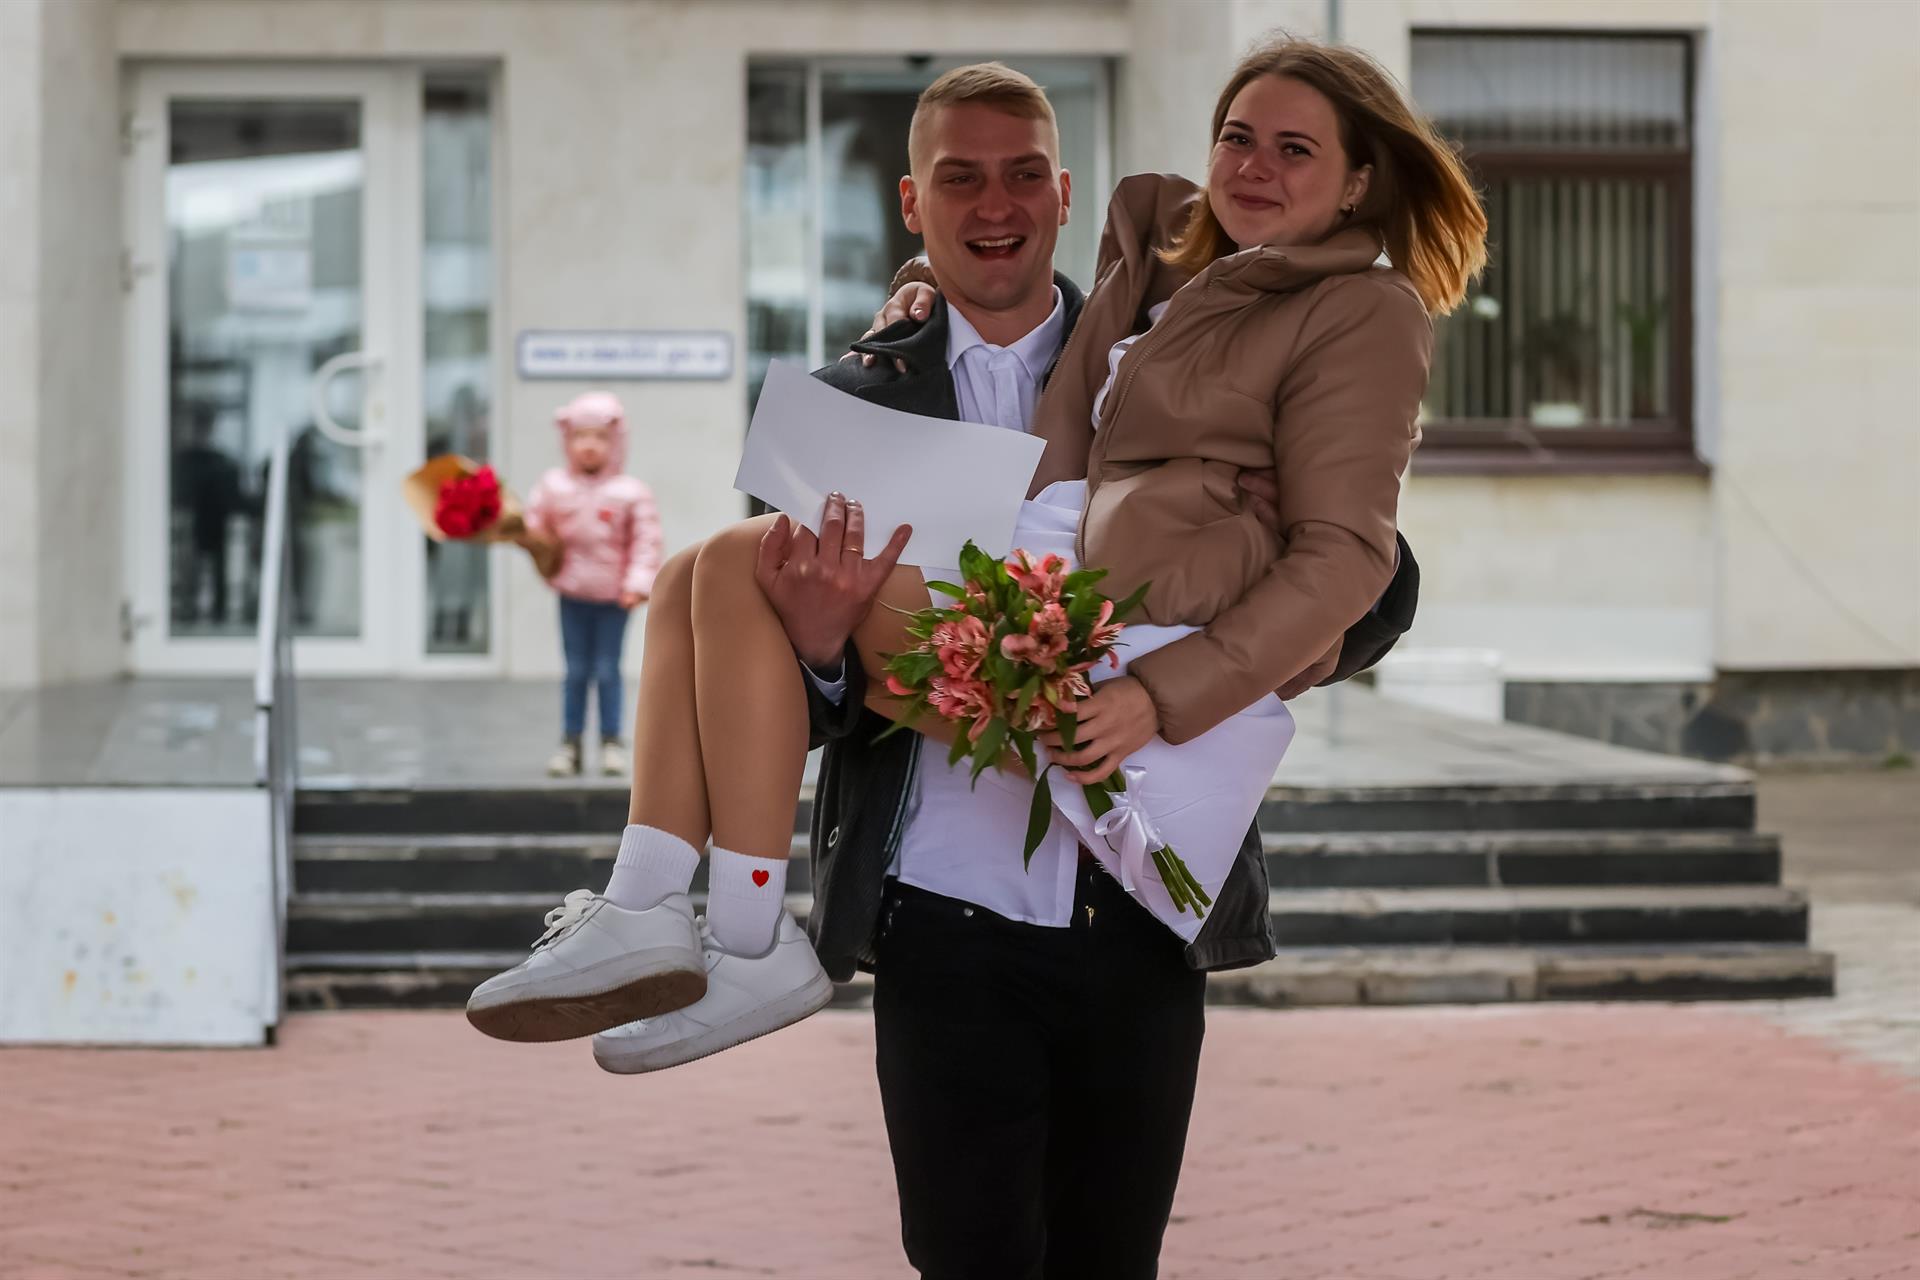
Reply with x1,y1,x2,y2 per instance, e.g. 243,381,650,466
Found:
880,542,1212,917
402,454,562,579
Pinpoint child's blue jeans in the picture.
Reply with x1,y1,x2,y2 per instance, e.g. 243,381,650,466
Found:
558,596,630,740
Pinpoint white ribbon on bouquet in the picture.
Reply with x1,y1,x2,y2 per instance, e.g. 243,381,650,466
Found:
1091,766,1168,894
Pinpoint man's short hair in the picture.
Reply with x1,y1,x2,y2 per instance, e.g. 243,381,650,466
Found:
908,62,1060,175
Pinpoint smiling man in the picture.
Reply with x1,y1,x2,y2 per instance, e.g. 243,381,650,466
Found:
740,63,1420,1280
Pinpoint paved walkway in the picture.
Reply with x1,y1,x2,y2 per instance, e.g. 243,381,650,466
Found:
0,678,1743,791
4,1001,1918,1280
5,769,1915,1280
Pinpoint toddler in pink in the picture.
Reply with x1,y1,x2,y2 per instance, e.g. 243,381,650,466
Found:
526,391,665,777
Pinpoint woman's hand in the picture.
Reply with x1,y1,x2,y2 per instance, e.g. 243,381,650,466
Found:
1040,676,1159,785
846,282,940,370
619,590,645,610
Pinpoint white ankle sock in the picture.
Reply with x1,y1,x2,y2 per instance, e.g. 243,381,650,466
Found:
706,846,786,954
603,825,701,911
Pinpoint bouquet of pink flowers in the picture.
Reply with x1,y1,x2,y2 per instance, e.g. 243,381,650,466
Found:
879,543,1213,917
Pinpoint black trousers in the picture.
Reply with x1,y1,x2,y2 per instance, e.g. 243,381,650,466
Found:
873,866,1207,1280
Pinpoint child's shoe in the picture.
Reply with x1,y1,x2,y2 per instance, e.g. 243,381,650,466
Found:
546,737,582,777
591,912,833,1074
599,738,630,778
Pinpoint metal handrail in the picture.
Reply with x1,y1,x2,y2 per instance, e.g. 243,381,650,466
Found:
253,426,298,1036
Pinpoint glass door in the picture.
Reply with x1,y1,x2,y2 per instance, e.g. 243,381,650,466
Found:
125,66,425,674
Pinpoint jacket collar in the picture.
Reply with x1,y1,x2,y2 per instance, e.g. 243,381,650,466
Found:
852,270,1087,379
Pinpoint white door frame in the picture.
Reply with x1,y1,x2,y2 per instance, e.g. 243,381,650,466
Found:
123,63,436,676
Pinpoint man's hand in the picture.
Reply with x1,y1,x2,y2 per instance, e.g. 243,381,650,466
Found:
1039,676,1159,785
1236,467,1282,537
619,590,645,610
755,492,911,671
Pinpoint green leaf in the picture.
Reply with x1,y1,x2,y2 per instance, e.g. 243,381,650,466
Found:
947,732,971,768
1056,710,1079,754
1023,769,1054,869
1012,673,1041,724
1063,567,1107,593
923,580,966,598
968,718,1008,785
1108,579,1153,623
1082,776,1117,821
1013,732,1039,779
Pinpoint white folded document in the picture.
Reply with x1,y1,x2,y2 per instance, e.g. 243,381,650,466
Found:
734,360,1045,568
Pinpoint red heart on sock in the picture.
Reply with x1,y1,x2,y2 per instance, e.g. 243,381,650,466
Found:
751,869,770,887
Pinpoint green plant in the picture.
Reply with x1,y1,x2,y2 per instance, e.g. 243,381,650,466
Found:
1524,311,1591,404
1616,298,1668,419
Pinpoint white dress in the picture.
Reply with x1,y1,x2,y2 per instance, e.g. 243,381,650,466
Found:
1003,479,1296,942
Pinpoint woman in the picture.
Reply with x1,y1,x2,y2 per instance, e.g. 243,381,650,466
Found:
466,39,1487,1063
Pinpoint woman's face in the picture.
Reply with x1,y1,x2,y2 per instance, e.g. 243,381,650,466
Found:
1207,74,1371,251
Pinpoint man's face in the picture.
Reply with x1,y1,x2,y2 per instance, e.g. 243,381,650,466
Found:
901,102,1070,318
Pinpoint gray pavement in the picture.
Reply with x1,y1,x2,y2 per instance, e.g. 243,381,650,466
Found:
1749,768,1920,1079
0,677,1747,792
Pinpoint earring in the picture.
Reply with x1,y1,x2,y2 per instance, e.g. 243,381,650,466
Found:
1340,204,1356,218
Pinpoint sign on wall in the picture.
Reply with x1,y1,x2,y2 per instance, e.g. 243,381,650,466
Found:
516,330,734,381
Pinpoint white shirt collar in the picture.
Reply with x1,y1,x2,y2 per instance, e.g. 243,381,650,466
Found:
945,287,1066,382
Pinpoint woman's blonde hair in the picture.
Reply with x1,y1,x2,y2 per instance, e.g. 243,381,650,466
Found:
1159,37,1487,315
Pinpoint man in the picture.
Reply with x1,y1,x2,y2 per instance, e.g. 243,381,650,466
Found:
753,65,1419,1279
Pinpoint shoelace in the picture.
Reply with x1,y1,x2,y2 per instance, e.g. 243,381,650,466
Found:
533,889,598,949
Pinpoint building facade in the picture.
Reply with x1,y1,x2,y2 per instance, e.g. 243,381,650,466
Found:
2,0,1914,760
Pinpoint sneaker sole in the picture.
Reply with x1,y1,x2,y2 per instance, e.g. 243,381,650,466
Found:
467,952,708,1044
591,967,836,1075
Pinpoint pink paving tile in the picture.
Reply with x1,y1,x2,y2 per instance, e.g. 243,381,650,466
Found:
2,1005,1918,1279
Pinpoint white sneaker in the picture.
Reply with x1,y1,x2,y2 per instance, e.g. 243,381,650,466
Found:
546,740,582,777
466,890,707,1043
591,912,834,1074
598,738,629,778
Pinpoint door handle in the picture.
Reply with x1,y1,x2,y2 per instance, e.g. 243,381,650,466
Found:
309,351,386,449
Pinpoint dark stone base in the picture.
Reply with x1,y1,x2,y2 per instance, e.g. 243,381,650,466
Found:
1506,670,1920,765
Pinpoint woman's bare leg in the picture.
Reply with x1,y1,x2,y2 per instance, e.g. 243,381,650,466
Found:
687,516,824,859
625,543,708,846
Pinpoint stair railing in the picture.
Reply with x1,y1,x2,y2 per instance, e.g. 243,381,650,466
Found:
253,426,299,1035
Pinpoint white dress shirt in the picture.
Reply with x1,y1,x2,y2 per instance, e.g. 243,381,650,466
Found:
810,288,1086,927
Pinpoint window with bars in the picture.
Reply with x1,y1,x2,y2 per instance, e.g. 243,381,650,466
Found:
1411,32,1696,465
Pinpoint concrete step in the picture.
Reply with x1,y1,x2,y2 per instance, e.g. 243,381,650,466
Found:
1209,943,1836,1005
293,777,1758,838
1268,885,1809,947
293,834,812,896
292,828,1779,897
1260,829,1782,888
284,941,1833,1013
286,883,1810,956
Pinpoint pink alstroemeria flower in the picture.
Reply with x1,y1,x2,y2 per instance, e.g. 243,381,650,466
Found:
931,614,990,680
929,675,996,740
1089,598,1126,667
1006,549,1069,600
1020,697,1059,732
1001,629,1068,667
1044,669,1092,710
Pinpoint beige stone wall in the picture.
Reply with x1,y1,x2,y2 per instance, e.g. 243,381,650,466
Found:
0,2,45,685
0,0,121,690
1707,2,1920,671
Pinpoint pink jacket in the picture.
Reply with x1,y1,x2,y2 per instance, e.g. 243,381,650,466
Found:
526,394,664,604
